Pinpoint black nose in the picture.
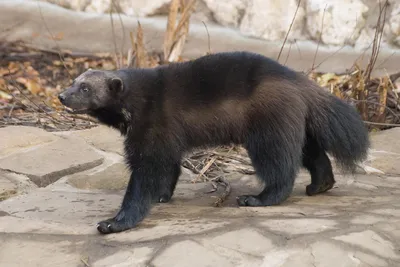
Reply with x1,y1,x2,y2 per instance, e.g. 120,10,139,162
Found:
58,93,66,103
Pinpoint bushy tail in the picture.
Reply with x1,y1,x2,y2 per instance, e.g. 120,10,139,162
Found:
307,93,370,173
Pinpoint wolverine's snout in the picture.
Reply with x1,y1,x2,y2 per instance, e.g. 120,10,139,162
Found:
58,92,66,104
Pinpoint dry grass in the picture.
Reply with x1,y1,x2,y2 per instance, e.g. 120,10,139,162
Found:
163,0,197,63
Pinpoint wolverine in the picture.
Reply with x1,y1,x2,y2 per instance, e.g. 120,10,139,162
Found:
58,51,369,234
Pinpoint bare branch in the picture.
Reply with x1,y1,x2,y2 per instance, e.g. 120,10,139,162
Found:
36,2,72,79
277,0,301,61
111,0,126,67
109,9,121,68
363,121,400,127
202,21,211,54
364,0,389,83
311,4,327,72
5,68,63,125
284,43,293,66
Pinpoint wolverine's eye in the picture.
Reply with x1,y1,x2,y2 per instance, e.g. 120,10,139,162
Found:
80,83,89,92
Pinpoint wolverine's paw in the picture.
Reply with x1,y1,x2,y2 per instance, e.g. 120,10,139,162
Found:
159,194,172,203
97,216,136,234
152,194,172,203
236,195,263,206
306,181,334,196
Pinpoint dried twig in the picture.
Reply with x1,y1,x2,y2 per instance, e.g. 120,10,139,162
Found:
202,21,211,54
111,0,126,65
164,0,180,61
109,9,122,68
134,21,148,68
209,151,251,165
67,113,99,124
36,2,72,79
363,121,400,127
193,156,216,182
364,0,389,84
277,0,301,61
163,0,197,62
309,16,361,74
4,72,62,125
311,4,327,72
375,52,396,71
294,40,303,60
182,158,200,174
127,21,149,68
212,176,231,207
18,66,74,123
309,46,345,73
284,43,293,66
80,256,90,267
6,103,16,123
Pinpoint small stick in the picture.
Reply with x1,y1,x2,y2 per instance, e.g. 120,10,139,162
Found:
80,256,90,267
277,0,302,61
111,0,126,66
193,156,216,182
5,70,62,125
311,4,327,72
212,176,231,207
284,43,293,66
363,121,400,127
37,2,72,79
202,21,211,54
352,99,400,120
109,7,122,68
6,103,16,123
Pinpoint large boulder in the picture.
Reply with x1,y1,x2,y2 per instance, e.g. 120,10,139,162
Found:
306,0,369,45
389,1,400,46
240,0,307,41
203,0,248,27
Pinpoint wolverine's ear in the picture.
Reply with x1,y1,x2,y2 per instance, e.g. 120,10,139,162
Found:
108,77,123,93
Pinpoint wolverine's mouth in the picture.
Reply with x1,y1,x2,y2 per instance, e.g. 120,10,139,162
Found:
64,106,89,114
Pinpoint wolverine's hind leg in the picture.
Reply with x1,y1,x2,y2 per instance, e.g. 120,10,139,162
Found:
302,134,335,196
237,129,303,207
154,163,181,203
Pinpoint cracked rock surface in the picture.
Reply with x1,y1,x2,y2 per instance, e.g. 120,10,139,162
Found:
0,125,400,267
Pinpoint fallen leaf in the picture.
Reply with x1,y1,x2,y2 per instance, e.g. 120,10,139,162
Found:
0,90,13,100
16,77,42,95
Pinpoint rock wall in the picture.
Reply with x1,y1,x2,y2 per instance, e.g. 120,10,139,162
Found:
35,0,400,50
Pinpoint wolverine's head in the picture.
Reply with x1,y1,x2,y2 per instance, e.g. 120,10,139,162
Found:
58,69,124,114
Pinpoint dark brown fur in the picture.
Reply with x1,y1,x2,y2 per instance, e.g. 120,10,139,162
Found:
58,51,370,234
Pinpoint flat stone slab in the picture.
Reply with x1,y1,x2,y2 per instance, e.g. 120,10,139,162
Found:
370,128,400,153
366,128,400,175
66,125,124,155
0,126,58,157
153,240,234,267
333,230,399,259
67,162,201,191
93,247,154,267
0,238,81,267
0,174,17,201
0,172,399,266
0,138,104,187
0,189,120,234
67,163,130,190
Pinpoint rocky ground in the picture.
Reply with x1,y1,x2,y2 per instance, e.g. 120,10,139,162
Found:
0,124,400,266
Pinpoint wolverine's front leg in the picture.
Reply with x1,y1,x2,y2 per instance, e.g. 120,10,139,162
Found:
97,156,177,234
96,167,152,234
